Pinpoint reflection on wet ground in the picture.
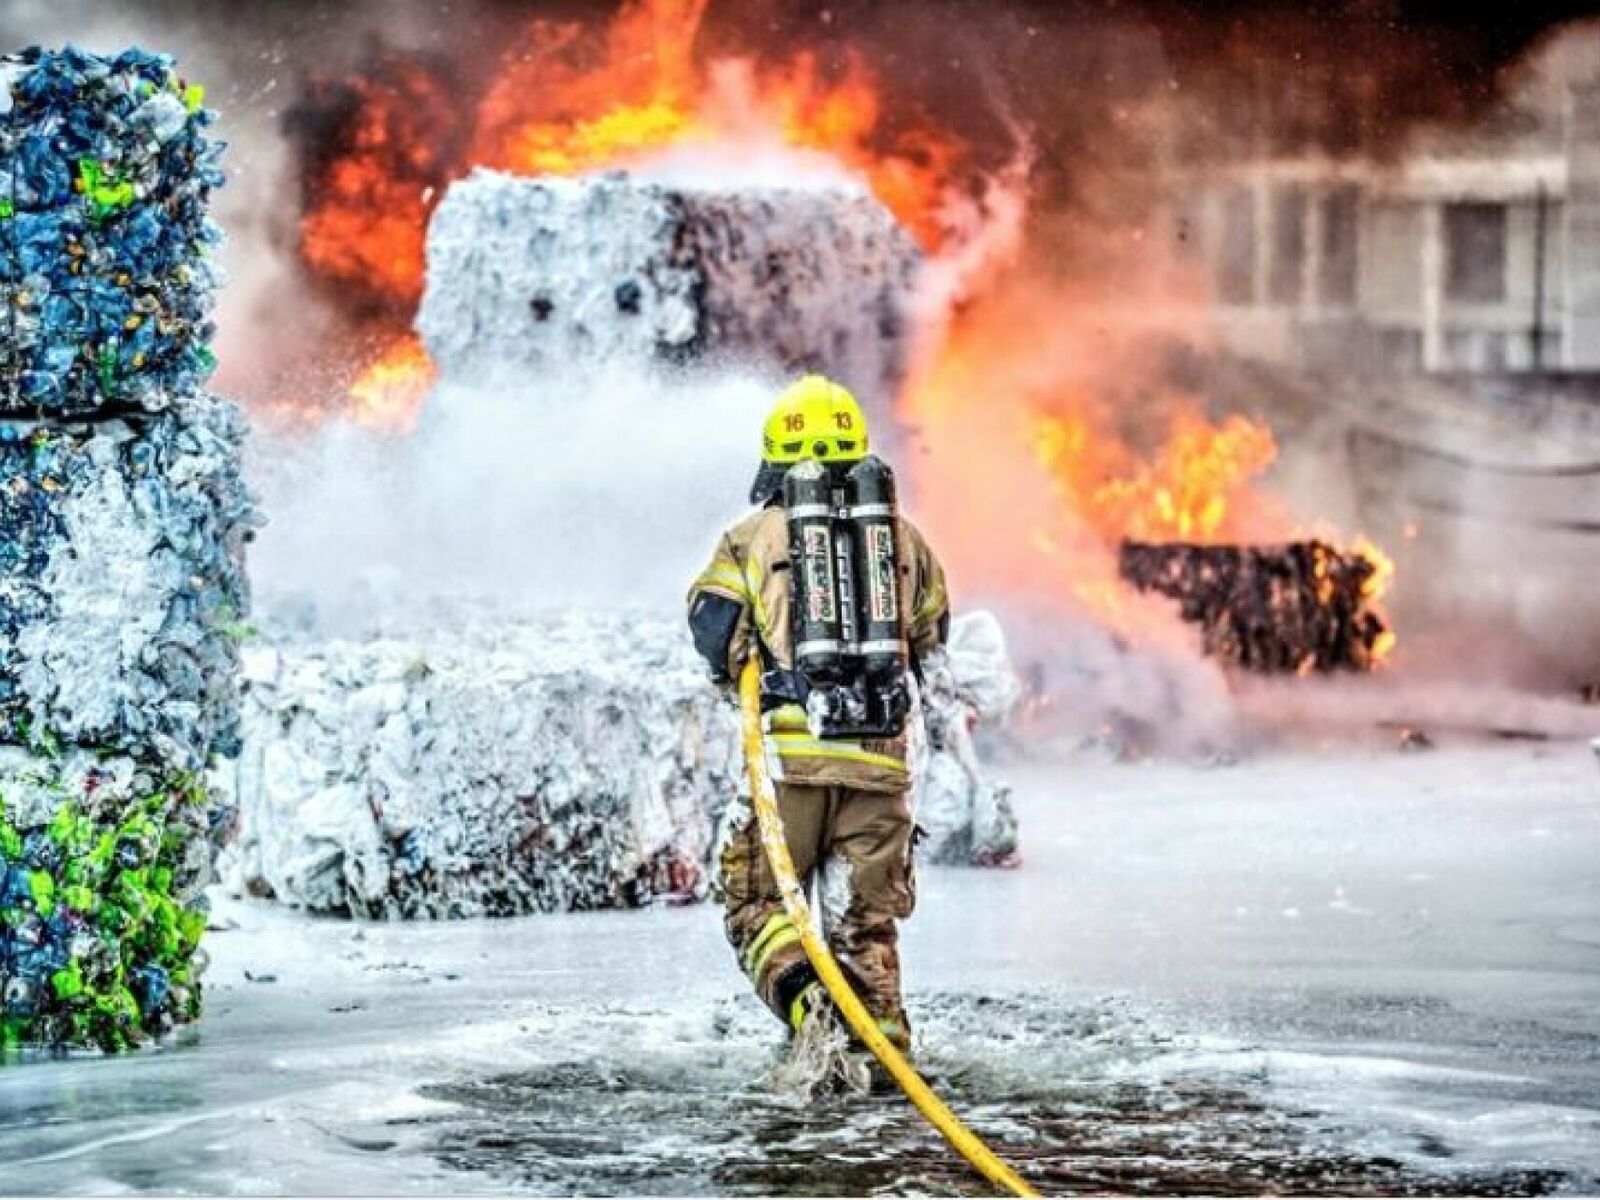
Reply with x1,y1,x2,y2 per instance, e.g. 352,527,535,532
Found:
413,992,1575,1196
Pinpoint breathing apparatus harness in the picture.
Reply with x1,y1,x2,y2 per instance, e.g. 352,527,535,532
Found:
763,453,910,740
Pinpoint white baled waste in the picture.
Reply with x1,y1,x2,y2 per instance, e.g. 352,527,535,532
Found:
417,170,922,407
220,611,1019,918
914,612,1023,866
0,393,255,770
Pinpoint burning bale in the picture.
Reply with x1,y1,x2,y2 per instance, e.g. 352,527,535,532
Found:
219,611,1019,919
0,48,250,1051
417,169,921,404
1118,540,1391,673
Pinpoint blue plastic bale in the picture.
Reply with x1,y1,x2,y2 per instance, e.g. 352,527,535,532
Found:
0,46,225,415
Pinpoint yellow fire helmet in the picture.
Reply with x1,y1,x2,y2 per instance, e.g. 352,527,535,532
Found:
763,374,869,464
751,375,871,503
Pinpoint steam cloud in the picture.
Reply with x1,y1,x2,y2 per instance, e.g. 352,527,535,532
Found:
249,370,766,628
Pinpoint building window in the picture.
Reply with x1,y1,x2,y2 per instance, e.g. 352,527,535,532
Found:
1444,202,1507,303
1270,185,1307,305
1318,186,1359,306
1378,326,1423,372
1445,329,1508,372
1217,186,1256,304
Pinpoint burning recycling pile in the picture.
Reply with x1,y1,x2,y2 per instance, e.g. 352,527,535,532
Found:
418,169,922,404
1119,540,1392,673
221,611,1019,919
0,49,252,1050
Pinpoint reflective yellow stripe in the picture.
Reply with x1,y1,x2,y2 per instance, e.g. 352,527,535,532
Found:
694,556,770,634
763,704,809,733
745,912,792,973
770,733,908,774
789,987,814,1031
694,563,747,597
745,912,801,978
914,575,948,624
753,926,801,979
740,556,769,634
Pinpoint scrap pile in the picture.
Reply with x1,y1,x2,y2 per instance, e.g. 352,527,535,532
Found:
0,752,219,1050
1118,540,1390,673
418,170,922,406
219,611,1019,919
0,47,222,413
0,399,252,763
913,611,1021,865
0,48,251,1051
221,612,736,920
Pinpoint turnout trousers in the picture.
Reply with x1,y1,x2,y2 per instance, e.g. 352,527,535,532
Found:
719,782,917,1048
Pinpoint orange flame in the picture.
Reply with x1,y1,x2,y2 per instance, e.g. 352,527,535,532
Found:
1033,408,1281,546
297,55,462,312
1355,537,1397,662
298,0,959,312
348,334,436,434
896,255,1394,652
469,0,708,178
469,0,959,247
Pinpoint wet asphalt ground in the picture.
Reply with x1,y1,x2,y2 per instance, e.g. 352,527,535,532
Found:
0,741,1596,1194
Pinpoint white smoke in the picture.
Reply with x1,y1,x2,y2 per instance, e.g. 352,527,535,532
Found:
249,366,771,629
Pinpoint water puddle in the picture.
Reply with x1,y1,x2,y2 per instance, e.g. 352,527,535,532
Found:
409,992,1575,1195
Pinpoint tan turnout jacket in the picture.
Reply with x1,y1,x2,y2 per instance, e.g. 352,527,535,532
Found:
688,505,949,792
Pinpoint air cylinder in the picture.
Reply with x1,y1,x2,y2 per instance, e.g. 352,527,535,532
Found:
784,459,844,680
845,455,906,684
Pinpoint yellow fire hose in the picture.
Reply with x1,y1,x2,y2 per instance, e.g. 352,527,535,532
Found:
738,659,1038,1197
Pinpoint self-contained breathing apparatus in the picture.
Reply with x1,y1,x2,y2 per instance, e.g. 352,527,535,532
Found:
766,455,910,739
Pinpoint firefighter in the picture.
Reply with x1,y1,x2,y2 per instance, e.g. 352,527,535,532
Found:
686,374,950,1056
